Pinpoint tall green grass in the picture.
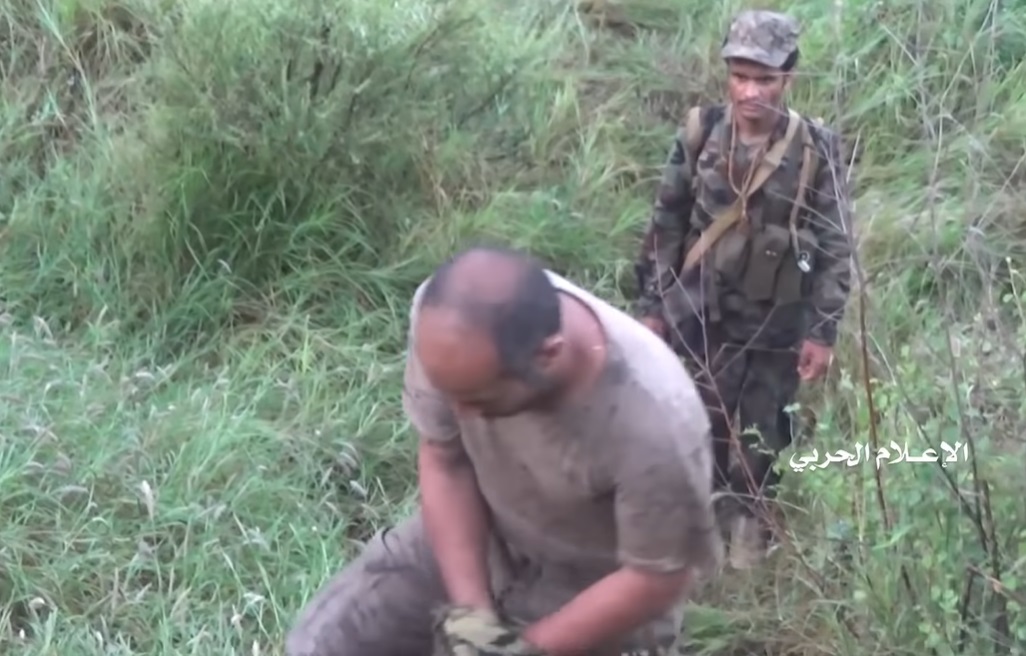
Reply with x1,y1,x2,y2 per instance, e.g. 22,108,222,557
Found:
1,0,1024,653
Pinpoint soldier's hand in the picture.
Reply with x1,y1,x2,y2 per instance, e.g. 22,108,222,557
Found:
797,339,833,381
639,316,668,341
434,605,546,656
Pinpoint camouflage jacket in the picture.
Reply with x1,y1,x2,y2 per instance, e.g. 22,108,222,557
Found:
634,103,854,348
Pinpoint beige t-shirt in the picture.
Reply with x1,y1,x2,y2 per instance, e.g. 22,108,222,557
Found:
402,270,722,609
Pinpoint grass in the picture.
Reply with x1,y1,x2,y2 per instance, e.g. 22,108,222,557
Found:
1,0,1025,653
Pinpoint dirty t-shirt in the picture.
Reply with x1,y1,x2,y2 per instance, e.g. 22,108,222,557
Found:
402,270,723,619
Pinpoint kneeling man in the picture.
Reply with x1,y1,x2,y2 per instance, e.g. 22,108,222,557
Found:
286,245,723,656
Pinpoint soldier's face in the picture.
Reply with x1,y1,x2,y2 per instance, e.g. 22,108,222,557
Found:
726,59,791,123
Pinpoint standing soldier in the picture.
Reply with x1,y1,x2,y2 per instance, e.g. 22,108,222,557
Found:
633,10,855,569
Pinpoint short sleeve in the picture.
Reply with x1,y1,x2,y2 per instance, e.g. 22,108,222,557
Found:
613,434,723,578
401,280,460,444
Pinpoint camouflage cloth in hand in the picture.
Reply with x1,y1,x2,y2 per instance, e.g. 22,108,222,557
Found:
432,605,687,656
433,606,546,656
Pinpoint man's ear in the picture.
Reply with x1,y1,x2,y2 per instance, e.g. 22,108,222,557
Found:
535,334,565,368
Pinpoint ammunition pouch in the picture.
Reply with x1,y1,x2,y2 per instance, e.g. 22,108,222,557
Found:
711,223,818,305
711,226,750,287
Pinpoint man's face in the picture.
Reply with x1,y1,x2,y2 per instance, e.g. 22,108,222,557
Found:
414,308,560,418
725,58,791,124
443,369,558,419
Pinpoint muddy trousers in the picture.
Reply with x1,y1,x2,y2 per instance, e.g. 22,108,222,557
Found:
285,511,683,656
686,340,799,520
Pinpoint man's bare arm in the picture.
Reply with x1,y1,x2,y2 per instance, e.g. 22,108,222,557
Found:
523,565,692,654
418,438,494,612
403,280,495,611
523,422,721,655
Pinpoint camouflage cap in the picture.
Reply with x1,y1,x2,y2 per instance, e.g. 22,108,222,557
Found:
720,10,801,69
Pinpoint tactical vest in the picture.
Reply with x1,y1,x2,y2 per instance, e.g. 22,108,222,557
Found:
677,103,824,312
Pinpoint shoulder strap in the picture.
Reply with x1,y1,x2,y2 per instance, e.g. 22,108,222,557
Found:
786,118,821,266
683,106,704,169
680,108,802,274
636,105,717,279
682,104,722,175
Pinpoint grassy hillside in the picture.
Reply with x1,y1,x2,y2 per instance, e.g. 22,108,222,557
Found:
1,0,1024,653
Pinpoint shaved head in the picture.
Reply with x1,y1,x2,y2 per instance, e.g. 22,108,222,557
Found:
413,245,565,416
419,245,562,377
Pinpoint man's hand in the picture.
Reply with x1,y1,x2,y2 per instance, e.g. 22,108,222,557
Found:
434,606,546,656
797,339,833,381
639,316,667,341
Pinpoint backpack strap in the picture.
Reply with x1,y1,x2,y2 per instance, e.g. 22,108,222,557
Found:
680,108,803,274
787,117,822,271
683,106,705,173
681,104,723,176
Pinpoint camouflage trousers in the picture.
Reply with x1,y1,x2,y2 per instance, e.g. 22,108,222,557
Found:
285,511,685,656
679,332,800,520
